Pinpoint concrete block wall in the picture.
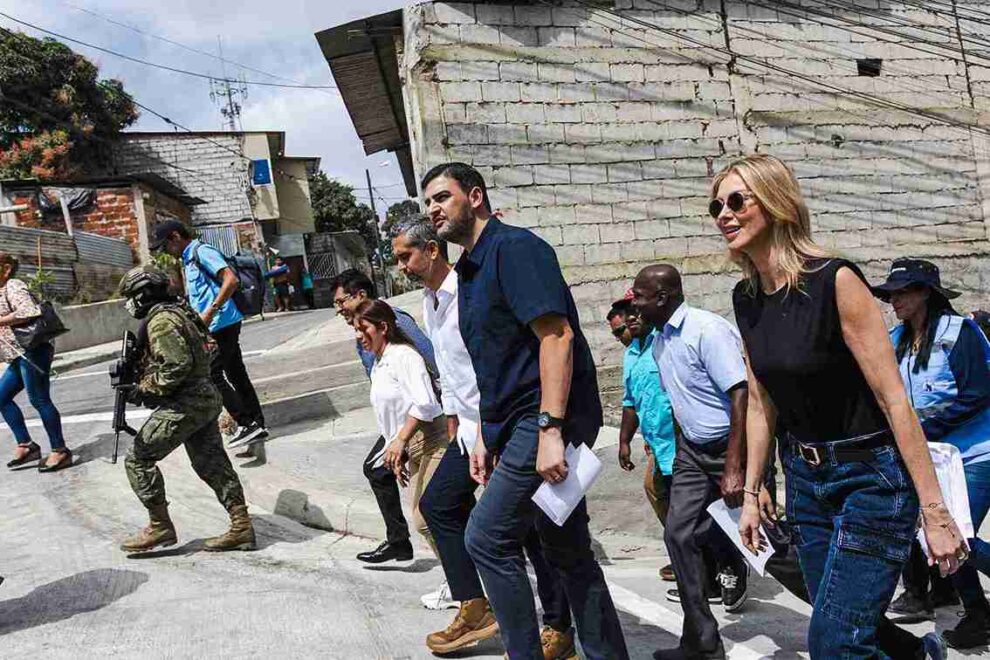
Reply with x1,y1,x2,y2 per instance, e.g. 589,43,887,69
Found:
404,0,990,383
112,134,253,226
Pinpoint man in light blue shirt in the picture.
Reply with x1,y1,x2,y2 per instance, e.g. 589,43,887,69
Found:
151,220,267,450
632,264,749,660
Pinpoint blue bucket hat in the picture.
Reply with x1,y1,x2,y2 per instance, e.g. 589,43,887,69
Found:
871,258,960,302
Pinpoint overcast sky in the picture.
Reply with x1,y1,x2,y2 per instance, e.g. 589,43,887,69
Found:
1,0,413,209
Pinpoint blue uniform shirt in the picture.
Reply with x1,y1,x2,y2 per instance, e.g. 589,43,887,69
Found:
455,218,603,449
357,307,437,379
182,239,243,333
623,329,676,475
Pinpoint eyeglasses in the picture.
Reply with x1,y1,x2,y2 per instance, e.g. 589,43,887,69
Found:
708,191,754,219
333,292,354,309
611,325,627,338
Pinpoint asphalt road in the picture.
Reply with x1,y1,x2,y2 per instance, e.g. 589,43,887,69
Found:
27,309,337,423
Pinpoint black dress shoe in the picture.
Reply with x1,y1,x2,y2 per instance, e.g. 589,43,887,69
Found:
653,642,725,660
7,442,40,468
356,540,413,564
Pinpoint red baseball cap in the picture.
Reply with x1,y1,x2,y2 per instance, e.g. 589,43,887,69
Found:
612,288,634,309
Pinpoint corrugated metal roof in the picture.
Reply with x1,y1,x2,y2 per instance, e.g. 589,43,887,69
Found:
315,10,417,196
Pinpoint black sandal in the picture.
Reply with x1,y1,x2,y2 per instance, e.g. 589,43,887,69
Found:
38,448,72,473
7,442,40,468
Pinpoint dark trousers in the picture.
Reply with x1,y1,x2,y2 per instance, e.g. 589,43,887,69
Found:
363,435,410,544
665,436,747,655
464,416,628,659
420,440,572,630
900,540,958,604
209,322,264,427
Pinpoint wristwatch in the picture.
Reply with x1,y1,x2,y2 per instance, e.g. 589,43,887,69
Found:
537,412,565,430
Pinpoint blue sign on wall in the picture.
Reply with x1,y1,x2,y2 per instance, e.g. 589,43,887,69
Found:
251,159,273,186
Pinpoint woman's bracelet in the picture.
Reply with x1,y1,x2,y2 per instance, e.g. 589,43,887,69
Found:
743,488,760,497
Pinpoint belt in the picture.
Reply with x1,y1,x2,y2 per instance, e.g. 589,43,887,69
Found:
788,430,893,467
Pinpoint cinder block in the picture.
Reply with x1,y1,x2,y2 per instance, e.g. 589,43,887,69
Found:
500,62,540,82
615,102,653,123
669,216,706,237
574,61,612,82
539,63,577,83
460,61,500,81
475,4,515,25
505,103,546,124
482,82,522,102
435,62,462,81
517,185,557,207
527,124,567,143
558,84,597,103
575,27,612,48
641,159,677,180
546,104,584,123
636,219,672,240
607,162,643,182
621,240,656,261
533,225,564,246
441,82,483,103
601,222,638,243
511,145,551,165
562,224,601,245
515,5,553,26
500,26,539,47
465,102,506,124
549,143,586,164
461,24,501,45
443,103,467,124
583,103,619,123
560,184,595,205
556,245,586,266
611,64,646,82
613,201,649,223
571,164,609,184
539,27,576,47
493,166,534,187
446,123,488,144
535,164,572,185
653,237,689,258
539,204,577,226
592,182,629,204
574,204,613,224
585,243,623,265
565,124,603,143
521,82,558,102
433,3,476,24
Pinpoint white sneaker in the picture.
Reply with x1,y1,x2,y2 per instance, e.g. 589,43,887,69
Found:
420,581,459,610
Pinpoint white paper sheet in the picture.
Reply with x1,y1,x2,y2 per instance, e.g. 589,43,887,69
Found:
918,442,974,558
706,499,775,577
532,443,603,526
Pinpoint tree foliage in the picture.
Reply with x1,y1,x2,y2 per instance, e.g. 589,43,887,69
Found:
381,199,421,264
0,28,138,179
308,171,378,252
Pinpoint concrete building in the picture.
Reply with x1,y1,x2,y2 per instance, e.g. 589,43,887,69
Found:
111,131,319,256
317,0,990,399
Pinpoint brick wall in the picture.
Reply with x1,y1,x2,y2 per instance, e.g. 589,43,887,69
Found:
112,134,253,226
12,188,138,251
403,0,990,381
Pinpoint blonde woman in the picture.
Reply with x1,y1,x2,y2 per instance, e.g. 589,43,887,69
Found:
0,254,71,472
712,154,965,657
354,299,446,559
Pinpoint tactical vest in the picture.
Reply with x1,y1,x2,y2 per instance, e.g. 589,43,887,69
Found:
890,314,990,464
143,300,215,386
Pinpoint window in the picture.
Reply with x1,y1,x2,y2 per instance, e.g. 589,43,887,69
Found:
857,58,882,77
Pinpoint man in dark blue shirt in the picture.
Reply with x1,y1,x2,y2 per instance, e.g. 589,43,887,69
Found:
423,162,626,659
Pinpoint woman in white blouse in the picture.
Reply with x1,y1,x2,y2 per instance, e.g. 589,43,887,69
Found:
0,254,71,472
354,299,447,554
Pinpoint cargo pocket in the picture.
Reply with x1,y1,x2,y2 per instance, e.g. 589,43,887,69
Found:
133,409,187,460
820,522,912,627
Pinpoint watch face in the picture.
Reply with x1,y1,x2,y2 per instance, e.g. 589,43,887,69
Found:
538,412,550,428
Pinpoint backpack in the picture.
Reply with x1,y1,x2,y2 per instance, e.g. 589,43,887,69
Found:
192,244,266,318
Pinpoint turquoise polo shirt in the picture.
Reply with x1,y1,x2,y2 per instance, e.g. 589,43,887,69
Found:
182,239,243,333
623,329,676,475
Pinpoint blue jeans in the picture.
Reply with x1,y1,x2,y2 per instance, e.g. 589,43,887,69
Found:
0,343,65,451
464,415,628,659
784,443,918,659
952,459,990,611
420,439,572,630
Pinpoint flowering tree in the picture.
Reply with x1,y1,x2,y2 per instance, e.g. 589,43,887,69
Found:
0,28,138,180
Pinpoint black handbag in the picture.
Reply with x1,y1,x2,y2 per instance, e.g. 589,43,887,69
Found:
4,289,69,350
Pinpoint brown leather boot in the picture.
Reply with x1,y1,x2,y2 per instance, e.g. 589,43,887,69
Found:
541,625,577,660
121,503,177,552
204,504,256,552
426,597,499,654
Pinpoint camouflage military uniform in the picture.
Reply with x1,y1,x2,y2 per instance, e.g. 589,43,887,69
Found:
125,301,245,512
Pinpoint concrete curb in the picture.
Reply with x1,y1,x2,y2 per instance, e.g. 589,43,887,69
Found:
53,349,119,374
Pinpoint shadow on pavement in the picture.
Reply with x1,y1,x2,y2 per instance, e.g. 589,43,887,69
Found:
252,513,326,550
363,558,440,573
70,433,119,466
0,568,148,635
614,608,678,658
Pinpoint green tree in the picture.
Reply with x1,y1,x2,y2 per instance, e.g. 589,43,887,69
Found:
309,171,379,251
0,28,138,179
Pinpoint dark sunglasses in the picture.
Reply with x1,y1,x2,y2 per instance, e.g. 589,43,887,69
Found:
708,191,753,219
611,325,627,338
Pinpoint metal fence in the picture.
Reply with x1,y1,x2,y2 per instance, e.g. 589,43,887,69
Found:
75,231,134,270
197,225,240,257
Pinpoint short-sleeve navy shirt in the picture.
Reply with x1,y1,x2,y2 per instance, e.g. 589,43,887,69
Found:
455,218,603,449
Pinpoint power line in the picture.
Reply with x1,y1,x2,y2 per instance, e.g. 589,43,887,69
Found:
552,0,990,138
56,0,326,91
0,11,337,90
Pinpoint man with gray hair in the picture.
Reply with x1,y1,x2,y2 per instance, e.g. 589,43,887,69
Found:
392,216,576,659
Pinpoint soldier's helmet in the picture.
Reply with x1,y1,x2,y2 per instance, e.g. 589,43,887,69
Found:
119,266,172,319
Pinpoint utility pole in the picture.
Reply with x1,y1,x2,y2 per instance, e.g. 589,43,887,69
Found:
365,168,388,298
209,36,247,132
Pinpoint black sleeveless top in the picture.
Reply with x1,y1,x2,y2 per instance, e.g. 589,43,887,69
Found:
732,258,889,443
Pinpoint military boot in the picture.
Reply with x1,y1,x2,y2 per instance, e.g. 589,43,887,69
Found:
204,504,256,552
426,597,499,654
121,503,177,552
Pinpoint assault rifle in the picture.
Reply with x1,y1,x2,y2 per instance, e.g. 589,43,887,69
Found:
109,329,140,464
